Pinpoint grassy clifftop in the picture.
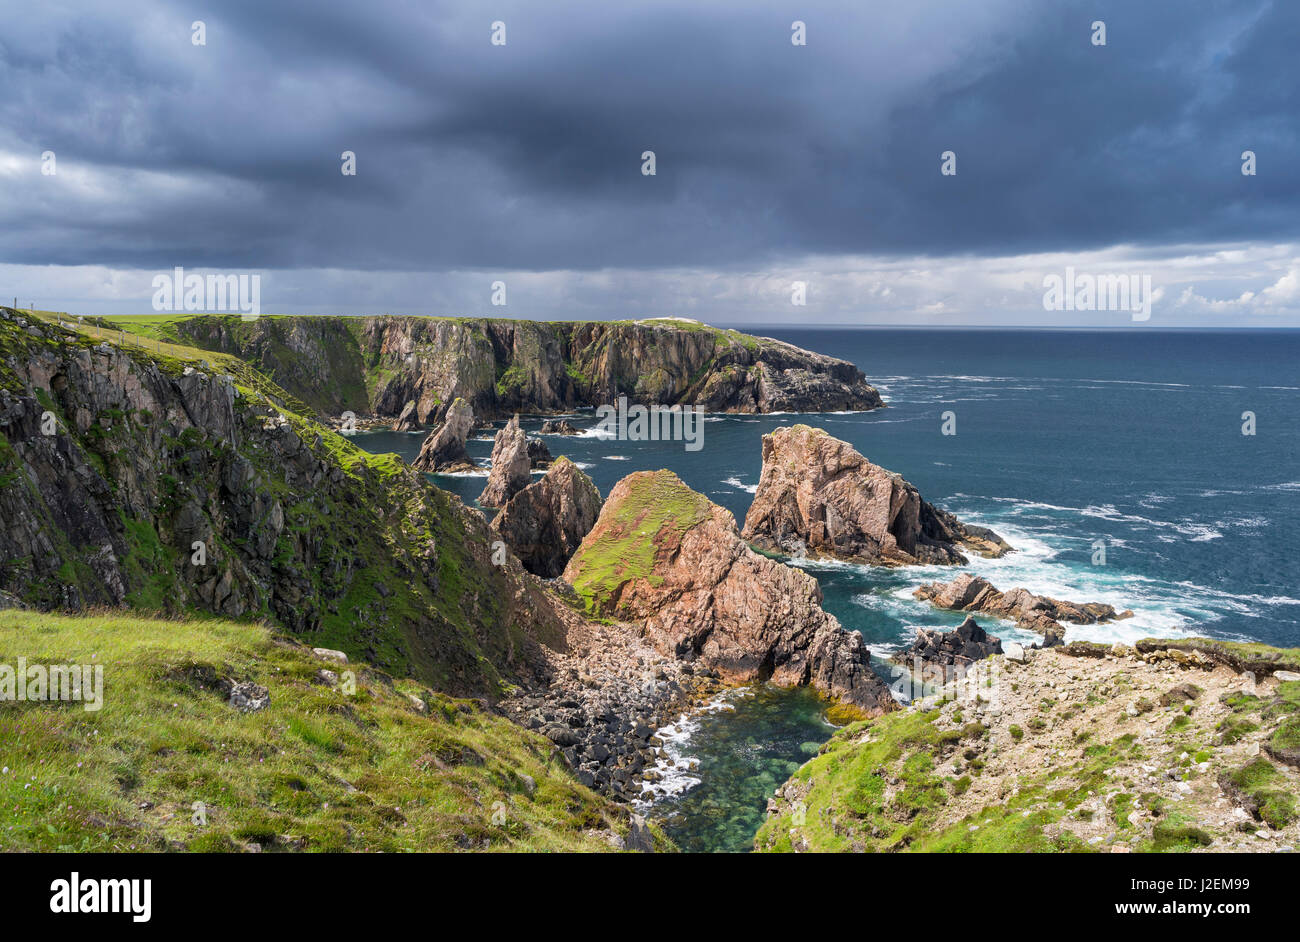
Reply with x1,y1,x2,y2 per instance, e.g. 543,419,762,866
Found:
0,610,660,852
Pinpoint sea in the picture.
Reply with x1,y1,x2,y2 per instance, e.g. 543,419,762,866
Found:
352,327,1300,852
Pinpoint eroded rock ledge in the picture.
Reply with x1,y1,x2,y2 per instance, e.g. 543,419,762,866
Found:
914,573,1132,643
742,425,1012,565
563,469,898,720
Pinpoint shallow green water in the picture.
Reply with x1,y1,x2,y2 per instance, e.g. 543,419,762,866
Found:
645,685,834,853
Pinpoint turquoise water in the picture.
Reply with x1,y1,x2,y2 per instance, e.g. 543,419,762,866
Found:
353,328,1300,850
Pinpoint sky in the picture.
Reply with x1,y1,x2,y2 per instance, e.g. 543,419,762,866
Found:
0,0,1297,326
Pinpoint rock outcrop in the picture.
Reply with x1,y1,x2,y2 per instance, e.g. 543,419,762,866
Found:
563,470,898,719
478,415,532,507
893,615,1003,682
741,426,1012,566
411,397,475,472
913,573,1131,642
141,314,884,422
492,457,603,578
540,419,580,435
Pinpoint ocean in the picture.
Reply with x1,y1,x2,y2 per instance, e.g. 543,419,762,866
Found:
352,327,1300,851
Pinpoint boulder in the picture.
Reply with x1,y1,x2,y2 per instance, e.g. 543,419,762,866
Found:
742,425,1011,566
229,682,271,713
492,457,603,577
478,415,532,507
411,397,475,472
564,470,898,719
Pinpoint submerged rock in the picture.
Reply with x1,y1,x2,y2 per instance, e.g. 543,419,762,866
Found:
492,457,603,578
478,415,532,507
564,469,898,718
742,425,1012,566
411,397,475,472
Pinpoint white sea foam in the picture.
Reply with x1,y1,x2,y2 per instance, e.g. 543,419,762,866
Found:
636,690,746,806
722,476,758,494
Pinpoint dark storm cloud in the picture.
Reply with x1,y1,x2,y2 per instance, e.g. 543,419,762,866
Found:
0,0,1295,272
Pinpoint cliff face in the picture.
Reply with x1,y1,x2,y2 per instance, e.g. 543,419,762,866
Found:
0,309,571,697
125,314,883,422
562,469,897,718
742,425,1012,566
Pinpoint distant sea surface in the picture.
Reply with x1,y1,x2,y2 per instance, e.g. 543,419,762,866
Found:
353,328,1300,851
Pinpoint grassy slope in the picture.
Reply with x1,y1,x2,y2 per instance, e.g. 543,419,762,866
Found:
0,610,656,852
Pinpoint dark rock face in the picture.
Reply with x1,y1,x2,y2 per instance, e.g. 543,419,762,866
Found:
411,397,474,472
526,437,552,469
894,616,1003,681
913,573,1131,644
564,470,898,719
391,400,420,432
156,314,884,422
540,419,579,435
492,457,603,578
478,415,532,507
742,425,1012,566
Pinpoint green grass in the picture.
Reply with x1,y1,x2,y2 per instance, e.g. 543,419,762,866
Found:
0,610,657,852
1222,758,1296,830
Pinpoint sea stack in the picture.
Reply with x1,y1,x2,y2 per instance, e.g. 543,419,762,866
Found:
492,457,603,577
742,425,1012,565
411,397,475,472
478,415,532,507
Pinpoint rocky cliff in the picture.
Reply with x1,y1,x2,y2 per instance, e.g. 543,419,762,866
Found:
0,308,572,697
742,425,1012,565
562,469,898,719
111,314,883,422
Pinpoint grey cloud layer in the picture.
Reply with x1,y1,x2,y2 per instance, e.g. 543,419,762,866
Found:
0,0,1295,273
